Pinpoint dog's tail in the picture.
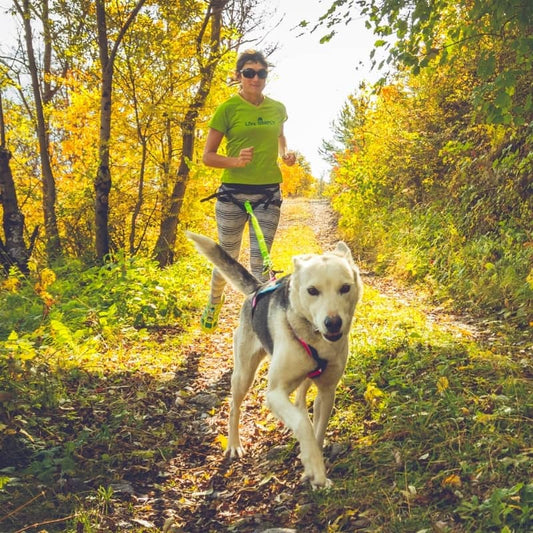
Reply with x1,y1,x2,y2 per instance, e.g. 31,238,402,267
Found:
186,231,261,295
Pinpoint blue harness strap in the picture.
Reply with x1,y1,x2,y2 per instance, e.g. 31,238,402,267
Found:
251,281,281,312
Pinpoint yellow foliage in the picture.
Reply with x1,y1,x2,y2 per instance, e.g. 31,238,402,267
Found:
442,474,462,488
215,433,228,450
364,382,384,407
280,153,318,198
1,277,21,293
40,268,56,288
33,268,57,312
437,376,449,394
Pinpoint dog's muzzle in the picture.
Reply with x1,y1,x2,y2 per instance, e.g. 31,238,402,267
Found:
323,315,343,342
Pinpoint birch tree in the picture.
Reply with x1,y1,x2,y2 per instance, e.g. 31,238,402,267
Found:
12,0,62,261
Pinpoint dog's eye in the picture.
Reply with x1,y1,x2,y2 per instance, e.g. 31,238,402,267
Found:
307,287,319,296
340,284,351,294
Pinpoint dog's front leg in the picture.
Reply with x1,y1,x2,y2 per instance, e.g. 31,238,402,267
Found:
312,387,336,449
294,379,312,415
266,386,331,488
313,361,346,448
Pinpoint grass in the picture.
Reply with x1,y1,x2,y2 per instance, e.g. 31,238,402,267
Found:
314,286,532,531
261,199,531,531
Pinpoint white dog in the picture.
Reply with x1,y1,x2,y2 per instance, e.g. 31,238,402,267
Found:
187,231,363,487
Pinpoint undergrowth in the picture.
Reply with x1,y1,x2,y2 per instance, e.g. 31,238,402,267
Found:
0,251,209,531
332,196,533,330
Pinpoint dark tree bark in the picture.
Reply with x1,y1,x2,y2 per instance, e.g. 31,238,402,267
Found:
153,0,229,267
94,0,147,261
0,89,35,274
0,147,33,274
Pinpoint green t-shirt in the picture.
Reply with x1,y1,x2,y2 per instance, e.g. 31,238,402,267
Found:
208,94,287,185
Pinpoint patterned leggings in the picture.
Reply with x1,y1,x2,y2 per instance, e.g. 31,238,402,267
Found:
209,186,282,304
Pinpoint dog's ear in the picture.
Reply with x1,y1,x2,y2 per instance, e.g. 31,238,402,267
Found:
293,254,314,269
333,241,353,261
334,242,363,297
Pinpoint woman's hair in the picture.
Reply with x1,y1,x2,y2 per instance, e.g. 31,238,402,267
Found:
227,49,271,85
235,49,269,73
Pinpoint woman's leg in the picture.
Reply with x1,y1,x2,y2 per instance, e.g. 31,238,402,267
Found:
208,198,248,303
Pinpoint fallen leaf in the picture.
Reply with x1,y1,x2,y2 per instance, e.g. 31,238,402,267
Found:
442,474,462,488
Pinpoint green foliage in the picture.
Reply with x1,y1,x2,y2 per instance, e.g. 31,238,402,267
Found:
0,253,207,343
316,0,533,125
326,54,532,326
457,482,533,531
0,250,206,429
374,204,532,322
314,285,532,530
0,245,212,530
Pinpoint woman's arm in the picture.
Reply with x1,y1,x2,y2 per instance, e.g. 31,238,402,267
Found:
202,128,253,168
278,128,296,166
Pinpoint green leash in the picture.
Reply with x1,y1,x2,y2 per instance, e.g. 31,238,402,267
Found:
243,200,275,279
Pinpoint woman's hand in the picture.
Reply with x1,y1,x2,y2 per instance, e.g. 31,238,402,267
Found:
203,129,254,169
281,152,296,166
234,146,254,167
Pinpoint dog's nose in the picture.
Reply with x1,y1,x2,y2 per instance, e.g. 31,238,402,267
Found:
324,315,342,333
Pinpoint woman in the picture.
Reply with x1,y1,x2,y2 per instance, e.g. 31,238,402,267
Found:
200,49,296,332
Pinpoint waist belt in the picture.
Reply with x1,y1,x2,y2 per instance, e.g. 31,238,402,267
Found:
201,184,281,211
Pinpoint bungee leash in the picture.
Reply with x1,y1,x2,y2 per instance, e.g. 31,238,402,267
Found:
243,200,276,280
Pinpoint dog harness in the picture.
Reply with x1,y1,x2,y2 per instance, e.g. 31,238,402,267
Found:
251,281,328,379
297,339,328,379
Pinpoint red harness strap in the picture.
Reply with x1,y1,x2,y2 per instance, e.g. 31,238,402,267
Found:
297,337,328,379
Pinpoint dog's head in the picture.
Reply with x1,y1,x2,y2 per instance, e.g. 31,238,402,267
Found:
290,242,363,342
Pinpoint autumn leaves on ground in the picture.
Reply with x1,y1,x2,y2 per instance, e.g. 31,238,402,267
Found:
1,199,532,532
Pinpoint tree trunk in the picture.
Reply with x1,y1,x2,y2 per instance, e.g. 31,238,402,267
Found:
0,147,32,274
93,0,147,261
129,137,148,255
154,0,228,267
19,0,62,261
94,0,113,260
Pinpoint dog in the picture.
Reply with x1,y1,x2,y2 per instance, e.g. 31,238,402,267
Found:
186,231,363,487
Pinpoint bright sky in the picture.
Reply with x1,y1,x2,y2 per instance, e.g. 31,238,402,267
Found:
264,0,378,179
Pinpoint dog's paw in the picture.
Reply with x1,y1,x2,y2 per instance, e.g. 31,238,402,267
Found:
301,471,333,489
318,477,333,490
225,445,245,459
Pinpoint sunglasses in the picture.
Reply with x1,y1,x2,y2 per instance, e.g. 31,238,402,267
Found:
240,68,268,79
